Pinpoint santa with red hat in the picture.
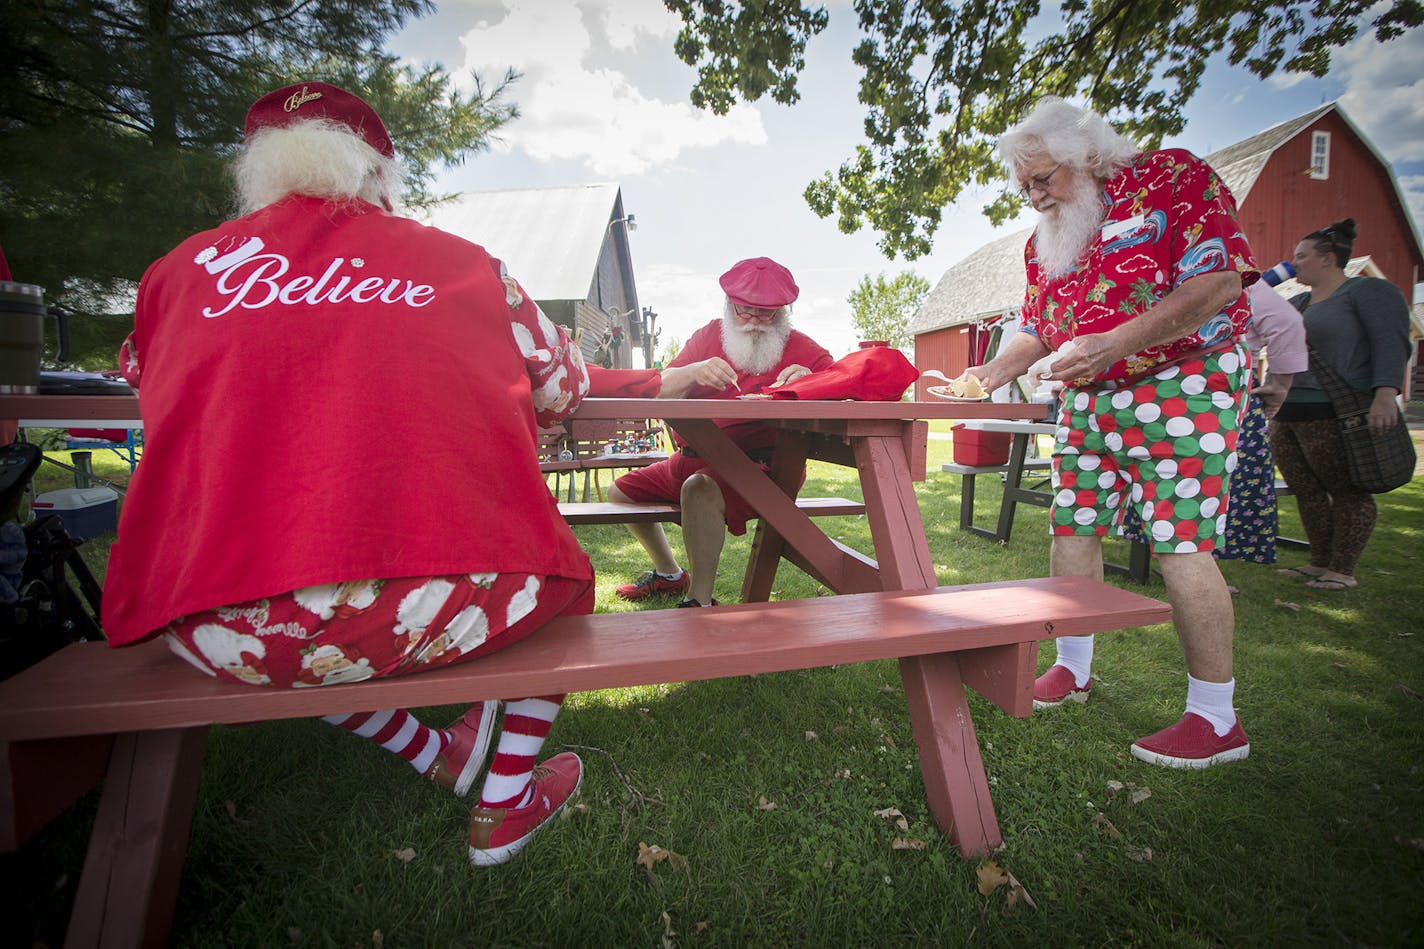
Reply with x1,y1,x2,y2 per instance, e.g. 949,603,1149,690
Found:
607,256,833,608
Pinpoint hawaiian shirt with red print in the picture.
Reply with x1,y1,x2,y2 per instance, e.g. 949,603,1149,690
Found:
1020,148,1258,384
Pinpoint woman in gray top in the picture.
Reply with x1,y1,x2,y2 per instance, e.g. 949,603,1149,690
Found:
1269,218,1412,590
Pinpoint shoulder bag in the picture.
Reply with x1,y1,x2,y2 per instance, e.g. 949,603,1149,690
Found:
1306,345,1415,493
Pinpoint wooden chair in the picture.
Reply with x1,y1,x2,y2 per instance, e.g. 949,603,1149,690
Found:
567,418,669,501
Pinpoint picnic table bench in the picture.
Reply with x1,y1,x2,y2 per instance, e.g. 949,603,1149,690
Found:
0,575,1170,947
557,495,865,525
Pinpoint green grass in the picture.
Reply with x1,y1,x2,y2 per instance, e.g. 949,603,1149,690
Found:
4,438,1423,946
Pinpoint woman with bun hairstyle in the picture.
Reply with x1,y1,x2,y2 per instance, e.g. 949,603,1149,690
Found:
1269,219,1412,590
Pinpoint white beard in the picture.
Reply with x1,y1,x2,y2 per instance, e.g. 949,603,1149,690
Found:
1033,175,1107,277
720,308,792,375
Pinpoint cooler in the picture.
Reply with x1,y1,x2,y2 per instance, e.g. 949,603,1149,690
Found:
951,425,1012,466
31,486,119,540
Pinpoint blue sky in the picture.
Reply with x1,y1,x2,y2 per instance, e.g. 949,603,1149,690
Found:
391,1,1424,360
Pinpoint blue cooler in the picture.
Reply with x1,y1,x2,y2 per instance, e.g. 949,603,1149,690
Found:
31,487,119,540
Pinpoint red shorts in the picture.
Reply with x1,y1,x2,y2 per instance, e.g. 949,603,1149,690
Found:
614,451,791,536
162,573,594,689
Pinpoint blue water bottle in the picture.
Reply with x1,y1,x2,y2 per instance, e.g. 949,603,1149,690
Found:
1261,261,1295,286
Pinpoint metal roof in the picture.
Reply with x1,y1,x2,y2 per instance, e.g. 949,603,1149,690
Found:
1201,103,1334,203
426,183,624,301
907,227,1033,335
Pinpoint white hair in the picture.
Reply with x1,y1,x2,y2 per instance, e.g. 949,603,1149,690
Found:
998,97,1138,183
233,119,403,215
720,298,792,375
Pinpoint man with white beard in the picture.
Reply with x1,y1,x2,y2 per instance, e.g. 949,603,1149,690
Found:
961,98,1260,769
608,257,833,608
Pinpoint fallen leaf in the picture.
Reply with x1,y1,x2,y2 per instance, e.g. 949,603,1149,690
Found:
225,800,238,819
835,769,852,780
372,931,383,949
391,848,416,863
892,837,926,851
572,802,590,813
976,860,1008,896
878,684,900,694
636,707,653,720
1004,869,1037,912
694,921,710,933
804,730,819,741
1125,845,1153,862
756,795,777,811
636,842,687,872
1330,662,1347,670
1105,780,1125,794
1129,787,1152,806
661,910,675,940
879,733,897,748
1396,836,1424,852
874,806,909,832
1091,813,1122,839
1273,598,1302,612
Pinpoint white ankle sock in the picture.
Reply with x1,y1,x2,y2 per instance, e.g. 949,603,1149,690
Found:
1185,675,1237,736
1053,635,1094,688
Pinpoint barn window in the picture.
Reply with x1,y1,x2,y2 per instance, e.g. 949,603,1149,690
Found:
1310,131,1331,180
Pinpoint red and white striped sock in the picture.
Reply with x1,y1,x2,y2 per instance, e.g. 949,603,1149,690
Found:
322,709,447,775
477,695,564,809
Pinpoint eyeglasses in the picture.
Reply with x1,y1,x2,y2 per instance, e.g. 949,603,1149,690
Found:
1016,163,1062,199
734,304,780,320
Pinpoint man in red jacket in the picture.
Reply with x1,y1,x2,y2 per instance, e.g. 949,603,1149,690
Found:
103,82,590,866
608,257,834,607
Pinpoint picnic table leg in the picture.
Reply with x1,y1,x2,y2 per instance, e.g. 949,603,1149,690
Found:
853,433,937,590
899,652,1001,857
992,432,1032,543
741,432,810,602
66,727,207,949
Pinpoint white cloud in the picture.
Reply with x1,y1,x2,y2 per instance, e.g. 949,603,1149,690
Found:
453,1,766,176
1336,18,1424,161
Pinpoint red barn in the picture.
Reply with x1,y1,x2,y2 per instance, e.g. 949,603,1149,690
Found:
910,102,1424,400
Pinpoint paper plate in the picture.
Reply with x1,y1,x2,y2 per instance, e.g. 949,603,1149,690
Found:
926,384,988,402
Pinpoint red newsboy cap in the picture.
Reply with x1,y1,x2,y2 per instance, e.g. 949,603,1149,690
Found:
719,257,799,308
244,82,395,158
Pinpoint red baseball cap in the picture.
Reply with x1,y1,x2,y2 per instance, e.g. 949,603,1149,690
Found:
719,257,799,308
244,82,394,158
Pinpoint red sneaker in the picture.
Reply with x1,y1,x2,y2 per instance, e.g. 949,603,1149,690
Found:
1130,713,1250,769
615,569,690,601
424,700,500,798
1032,664,1092,710
468,752,583,866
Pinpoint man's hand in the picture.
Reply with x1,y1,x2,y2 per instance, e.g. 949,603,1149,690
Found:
657,357,739,398
1368,388,1402,436
770,364,813,388
1046,332,1123,384
1248,373,1293,419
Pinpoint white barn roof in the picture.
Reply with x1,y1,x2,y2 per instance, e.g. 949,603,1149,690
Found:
426,183,623,301
908,227,1033,336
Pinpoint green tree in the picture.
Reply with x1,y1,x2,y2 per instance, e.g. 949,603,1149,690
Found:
0,0,518,323
847,271,930,353
659,336,684,367
665,0,1422,259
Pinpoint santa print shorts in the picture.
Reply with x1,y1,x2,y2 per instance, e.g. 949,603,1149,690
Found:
162,573,594,688
1051,345,1249,553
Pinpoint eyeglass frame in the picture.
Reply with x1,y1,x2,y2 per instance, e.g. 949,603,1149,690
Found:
732,303,782,320
1016,163,1063,199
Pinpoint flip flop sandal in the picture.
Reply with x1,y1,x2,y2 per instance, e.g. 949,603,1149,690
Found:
1305,578,1356,590
1276,566,1321,578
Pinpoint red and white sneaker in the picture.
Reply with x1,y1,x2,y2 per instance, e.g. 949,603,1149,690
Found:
615,569,690,601
1130,713,1250,769
424,700,500,798
468,752,583,867
1032,665,1092,710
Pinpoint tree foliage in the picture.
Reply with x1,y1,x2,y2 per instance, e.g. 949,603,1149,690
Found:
0,0,518,319
847,270,930,352
666,0,1423,259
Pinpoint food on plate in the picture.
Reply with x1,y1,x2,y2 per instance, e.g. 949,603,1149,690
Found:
948,373,986,398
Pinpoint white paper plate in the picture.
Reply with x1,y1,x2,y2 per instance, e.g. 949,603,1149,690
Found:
926,384,988,402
